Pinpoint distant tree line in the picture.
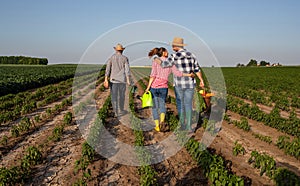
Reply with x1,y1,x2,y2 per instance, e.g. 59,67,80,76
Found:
236,59,281,67
0,56,48,65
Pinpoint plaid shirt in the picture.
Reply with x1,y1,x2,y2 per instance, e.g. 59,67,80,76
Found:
161,49,200,88
150,57,183,88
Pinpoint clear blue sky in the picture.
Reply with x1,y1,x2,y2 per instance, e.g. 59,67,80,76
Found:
0,0,299,66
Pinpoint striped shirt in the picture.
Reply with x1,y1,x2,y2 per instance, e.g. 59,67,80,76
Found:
161,49,200,88
105,53,130,83
150,57,183,88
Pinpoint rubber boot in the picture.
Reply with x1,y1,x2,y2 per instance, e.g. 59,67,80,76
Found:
178,112,184,130
186,111,192,131
160,113,165,123
154,120,160,132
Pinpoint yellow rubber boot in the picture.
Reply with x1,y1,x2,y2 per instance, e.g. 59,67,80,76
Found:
160,113,165,123
154,120,160,132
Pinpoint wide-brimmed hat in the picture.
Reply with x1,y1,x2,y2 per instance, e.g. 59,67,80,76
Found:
114,43,125,51
171,37,187,46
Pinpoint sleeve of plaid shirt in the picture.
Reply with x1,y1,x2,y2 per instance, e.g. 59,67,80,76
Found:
161,54,175,68
192,53,200,73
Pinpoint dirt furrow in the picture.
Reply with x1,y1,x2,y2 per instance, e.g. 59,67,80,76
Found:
0,82,98,166
225,110,300,175
132,75,208,185
191,108,300,185
233,95,300,119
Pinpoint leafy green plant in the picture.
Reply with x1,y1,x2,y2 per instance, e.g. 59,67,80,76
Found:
54,104,61,112
21,146,42,174
248,150,276,177
223,113,231,122
274,167,300,185
0,167,20,185
82,142,95,162
232,117,251,131
34,115,41,123
73,143,95,185
49,125,64,142
166,111,179,131
205,119,218,135
138,165,157,186
276,136,300,159
63,112,73,125
11,125,20,137
18,117,32,132
46,108,52,116
0,135,8,146
233,141,245,156
253,133,272,144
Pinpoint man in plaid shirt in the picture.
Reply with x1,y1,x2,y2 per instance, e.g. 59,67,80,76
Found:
155,37,205,132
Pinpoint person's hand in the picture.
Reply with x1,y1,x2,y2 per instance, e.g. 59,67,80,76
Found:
145,88,150,93
127,79,131,86
183,73,194,78
199,80,204,88
104,80,109,89
189,73,195,78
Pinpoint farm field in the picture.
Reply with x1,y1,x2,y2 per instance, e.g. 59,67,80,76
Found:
0,65,299,185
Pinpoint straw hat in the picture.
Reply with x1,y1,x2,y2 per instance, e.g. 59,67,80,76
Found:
114,43,125,51
171,37,187,46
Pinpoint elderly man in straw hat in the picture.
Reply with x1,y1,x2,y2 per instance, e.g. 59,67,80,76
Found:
104,43,131,116
154,37,205,133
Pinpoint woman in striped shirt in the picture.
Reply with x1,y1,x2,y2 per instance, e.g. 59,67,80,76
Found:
145,47,194,132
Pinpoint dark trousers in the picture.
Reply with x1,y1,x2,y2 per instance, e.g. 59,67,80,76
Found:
110,83,126,113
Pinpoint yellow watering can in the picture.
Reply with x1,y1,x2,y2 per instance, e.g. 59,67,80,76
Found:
141,91,153,108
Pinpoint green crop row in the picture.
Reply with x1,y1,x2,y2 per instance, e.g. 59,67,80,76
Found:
73,142,95,186
223,67,300,110
0,97,72,152
224,114,251,132
0,146,42,185
252,133,272,144
165,116,245,185
0,111,73,185
276,136,300,159
85,93,111,149
73,95,111,186
0,64,102,96
0,79,72,124
232,117,251,132
248,150,300,185
184,137,245,185
0,65,72,96
225,113,300,160
131,79,157,186
0,71,100,126
227,95,300,137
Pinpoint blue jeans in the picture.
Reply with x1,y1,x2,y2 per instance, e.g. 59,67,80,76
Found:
174,86,194,130
150,88,168,120
110,83,126,113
